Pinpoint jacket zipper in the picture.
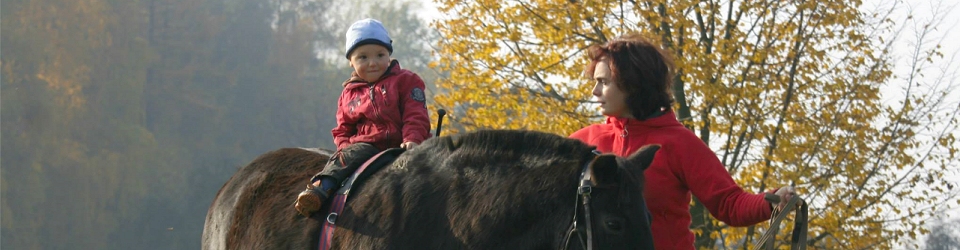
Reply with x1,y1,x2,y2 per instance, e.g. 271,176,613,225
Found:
369,83,390,143
620,121,630,156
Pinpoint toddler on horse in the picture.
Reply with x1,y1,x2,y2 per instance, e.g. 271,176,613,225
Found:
293,18,432,217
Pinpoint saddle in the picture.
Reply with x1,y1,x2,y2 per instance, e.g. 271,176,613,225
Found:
317,147,405,250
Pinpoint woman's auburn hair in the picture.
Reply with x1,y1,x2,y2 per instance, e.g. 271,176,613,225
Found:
585,34,676,119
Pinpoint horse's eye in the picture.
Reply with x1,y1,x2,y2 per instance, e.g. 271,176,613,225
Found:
605,220,622,231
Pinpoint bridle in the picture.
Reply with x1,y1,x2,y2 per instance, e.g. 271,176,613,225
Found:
754,194,808,250
561,150,602,250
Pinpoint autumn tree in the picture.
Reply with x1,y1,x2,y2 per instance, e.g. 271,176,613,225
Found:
1,0,160,248
1,0,439,248
431,0,959,248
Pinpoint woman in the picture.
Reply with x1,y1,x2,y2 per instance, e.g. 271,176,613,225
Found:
569,34,797,249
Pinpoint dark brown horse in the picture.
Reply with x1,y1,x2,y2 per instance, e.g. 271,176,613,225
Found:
202,130,658,249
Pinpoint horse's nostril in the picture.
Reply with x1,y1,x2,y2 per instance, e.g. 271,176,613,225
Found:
605,221,622,231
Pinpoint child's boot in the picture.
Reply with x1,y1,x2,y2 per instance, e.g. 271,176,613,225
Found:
294,181,332,217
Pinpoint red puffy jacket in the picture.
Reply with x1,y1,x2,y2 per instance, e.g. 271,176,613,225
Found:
570,110,772,249
331,60,431,151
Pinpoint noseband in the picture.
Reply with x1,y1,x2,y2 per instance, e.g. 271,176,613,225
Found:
561,150,602,250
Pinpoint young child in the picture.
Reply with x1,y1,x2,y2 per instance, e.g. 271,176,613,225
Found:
294,18,432,217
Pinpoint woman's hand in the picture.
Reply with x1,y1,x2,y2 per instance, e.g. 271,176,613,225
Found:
772,186,800,210
400,141,419,149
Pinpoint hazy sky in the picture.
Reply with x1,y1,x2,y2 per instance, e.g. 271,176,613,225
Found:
881,0,960,221
881,1,960,247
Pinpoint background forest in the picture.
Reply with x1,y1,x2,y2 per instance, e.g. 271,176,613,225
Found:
2,0,438,249
3,0,959,249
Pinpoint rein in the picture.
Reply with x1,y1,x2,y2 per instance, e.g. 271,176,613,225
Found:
561,150,602,250
754,194,808,250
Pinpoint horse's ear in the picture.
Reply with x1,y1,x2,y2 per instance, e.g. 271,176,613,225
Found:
626,145,660,171
589,154,619,185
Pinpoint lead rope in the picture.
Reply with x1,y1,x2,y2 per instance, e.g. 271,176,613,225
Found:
754,194,807,250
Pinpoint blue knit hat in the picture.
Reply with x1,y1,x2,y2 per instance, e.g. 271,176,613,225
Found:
344,18,393,59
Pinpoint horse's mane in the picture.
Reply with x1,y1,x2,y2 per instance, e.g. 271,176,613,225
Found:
410,129,597,172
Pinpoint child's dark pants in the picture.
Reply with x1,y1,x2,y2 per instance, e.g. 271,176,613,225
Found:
310,142,381,189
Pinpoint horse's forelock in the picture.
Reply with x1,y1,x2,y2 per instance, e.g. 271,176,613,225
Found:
616,166,637,205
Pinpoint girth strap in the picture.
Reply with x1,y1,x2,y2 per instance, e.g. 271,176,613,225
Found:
318,148,405,250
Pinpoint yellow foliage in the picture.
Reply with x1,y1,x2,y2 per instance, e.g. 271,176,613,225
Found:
11,0,117,114
432,0,959,248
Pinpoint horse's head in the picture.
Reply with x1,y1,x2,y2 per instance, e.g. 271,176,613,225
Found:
564,145,659,250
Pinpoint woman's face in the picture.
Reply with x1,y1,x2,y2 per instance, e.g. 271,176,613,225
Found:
592,60,632,118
